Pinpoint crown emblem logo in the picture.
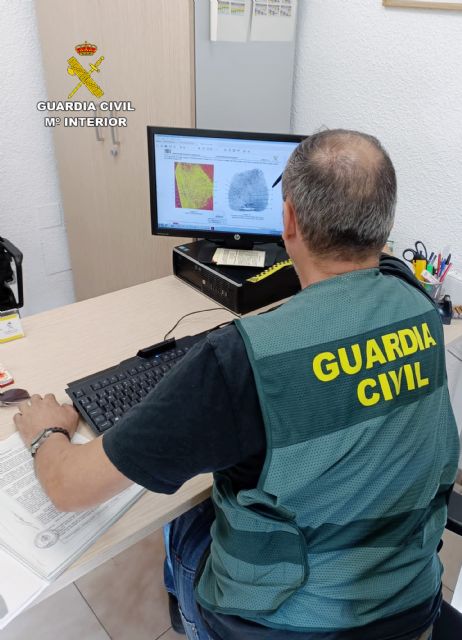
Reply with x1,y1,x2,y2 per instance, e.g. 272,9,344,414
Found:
75,41,97,56
67,41,104,99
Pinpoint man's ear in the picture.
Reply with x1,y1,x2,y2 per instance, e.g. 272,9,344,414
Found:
282,199,297,242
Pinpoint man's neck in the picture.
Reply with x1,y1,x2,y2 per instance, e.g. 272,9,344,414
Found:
295,254,380,289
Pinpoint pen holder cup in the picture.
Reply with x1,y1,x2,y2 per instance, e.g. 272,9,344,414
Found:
427,283,443,301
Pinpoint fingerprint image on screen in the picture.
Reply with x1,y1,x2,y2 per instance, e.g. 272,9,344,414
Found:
228,169,269,212
175,163,214,211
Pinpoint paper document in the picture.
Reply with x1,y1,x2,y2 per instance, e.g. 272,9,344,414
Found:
250,0,297,42
447,336,462,362
0,546,48,630
210,0,252,42
0,432,144,580
213,248,266,268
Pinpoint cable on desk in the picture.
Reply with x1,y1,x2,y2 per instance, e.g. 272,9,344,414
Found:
163,307,238,341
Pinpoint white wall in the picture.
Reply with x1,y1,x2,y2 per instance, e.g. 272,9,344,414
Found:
292,0,462,274
0,0,75,316
3,0,462,317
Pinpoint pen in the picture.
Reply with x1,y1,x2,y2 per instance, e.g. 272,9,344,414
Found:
428,252,435,264
440,263,452,283
439,259,447,278
272,174,282,188
436,253,441,276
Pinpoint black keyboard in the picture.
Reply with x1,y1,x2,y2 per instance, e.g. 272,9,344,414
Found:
66,332,207,435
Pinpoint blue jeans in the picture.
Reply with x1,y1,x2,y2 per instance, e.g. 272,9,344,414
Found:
163,499,214,639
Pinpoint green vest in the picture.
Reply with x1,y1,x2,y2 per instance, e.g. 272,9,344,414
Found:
196,269,460,632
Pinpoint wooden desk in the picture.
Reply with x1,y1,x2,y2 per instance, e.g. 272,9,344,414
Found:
0,276,235,602
1,276,461,605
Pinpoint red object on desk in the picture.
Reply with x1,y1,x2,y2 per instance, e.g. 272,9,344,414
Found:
0,370,14,387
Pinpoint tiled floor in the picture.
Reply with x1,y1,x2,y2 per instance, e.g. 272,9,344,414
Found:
0,530,181,640
2,503,462,639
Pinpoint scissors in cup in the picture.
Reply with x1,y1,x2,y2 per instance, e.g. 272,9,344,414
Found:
402,241,427,282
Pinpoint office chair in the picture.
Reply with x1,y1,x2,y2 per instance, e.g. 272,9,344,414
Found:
432,490,462,639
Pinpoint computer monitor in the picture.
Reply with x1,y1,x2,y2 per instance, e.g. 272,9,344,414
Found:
147,127,305,248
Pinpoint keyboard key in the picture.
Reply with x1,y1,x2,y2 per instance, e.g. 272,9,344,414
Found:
75,390,84,398
110,376,118,384
98,421,112,432
101,378,110,387
89,408,103,417
91,382,102,391
129,368,138,376
94,414,106,425
80,396,91,405
144,362,152,369
86,402,98,412
117,373,126,381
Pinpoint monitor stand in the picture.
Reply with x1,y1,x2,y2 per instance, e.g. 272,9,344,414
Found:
196,239,280,268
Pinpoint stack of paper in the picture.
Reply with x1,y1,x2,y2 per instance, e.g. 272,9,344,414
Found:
0,432,144,628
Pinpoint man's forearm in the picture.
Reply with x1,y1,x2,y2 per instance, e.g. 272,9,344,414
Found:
34,434,133,512
34,434,80,511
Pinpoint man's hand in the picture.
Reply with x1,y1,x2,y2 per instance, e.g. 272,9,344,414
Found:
14,394,79,448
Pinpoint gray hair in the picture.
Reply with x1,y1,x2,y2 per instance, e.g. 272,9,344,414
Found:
281,129,396,260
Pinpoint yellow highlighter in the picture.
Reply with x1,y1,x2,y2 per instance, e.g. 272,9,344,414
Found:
413,256,427,282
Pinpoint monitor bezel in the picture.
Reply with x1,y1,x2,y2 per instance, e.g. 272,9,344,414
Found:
147,126,305,244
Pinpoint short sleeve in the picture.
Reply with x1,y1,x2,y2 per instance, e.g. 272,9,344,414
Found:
102,325,264,493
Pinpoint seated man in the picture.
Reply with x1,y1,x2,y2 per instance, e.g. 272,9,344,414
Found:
15,130,459,640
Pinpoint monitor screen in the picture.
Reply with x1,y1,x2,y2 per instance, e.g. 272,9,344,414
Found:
148,127,304,243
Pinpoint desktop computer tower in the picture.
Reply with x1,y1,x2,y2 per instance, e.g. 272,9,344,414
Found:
173,241,300,315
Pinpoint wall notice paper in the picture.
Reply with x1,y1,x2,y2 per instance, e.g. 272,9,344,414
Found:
210,0,252,41
0,432,144,583
0,547,48,630
250,0,298,41
213,248,266,268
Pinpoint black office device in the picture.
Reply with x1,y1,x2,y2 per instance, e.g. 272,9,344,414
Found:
0,237,23,312
173,240,300,314
147,126,304,249
66,332,208,435
147,126,304,311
